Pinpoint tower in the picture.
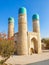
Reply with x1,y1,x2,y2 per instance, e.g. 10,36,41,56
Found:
32,14,41,53
17,7,28,55
8,17,14,38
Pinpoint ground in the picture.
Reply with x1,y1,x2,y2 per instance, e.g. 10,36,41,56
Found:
27,60,49,65
0,50,49,65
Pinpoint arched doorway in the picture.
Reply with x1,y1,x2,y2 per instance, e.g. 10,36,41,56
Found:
29,38,38,54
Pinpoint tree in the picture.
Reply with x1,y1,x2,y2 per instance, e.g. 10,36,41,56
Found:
41,38,49,49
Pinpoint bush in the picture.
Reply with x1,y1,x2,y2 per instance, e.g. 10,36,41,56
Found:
0,39,15,57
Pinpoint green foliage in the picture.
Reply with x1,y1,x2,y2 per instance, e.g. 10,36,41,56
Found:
45,39,49,49
0,62,7,65
0,39,15,57
0,56,10,65
41,38,49,49
0,60,4,64
41,38,46,43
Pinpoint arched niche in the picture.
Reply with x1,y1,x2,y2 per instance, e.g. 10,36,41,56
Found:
29,37,38,55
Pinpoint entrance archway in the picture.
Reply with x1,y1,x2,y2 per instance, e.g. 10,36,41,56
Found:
30,37,38,54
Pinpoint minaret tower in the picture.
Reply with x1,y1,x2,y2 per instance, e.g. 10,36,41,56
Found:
32,14,41,53
8,17,14,38
17,7,28,55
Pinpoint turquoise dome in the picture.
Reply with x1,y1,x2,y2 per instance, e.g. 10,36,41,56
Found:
32,14,39,20
19,7,26,14
8,17,14,23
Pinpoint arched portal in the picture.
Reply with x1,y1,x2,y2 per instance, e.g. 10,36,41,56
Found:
29,37,38,55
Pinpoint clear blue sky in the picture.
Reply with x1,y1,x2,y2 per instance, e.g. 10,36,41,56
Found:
0,0,49,38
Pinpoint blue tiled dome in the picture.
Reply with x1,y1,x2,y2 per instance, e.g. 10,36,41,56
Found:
32,14,39,20
8,17,14,23
19,7,26,14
